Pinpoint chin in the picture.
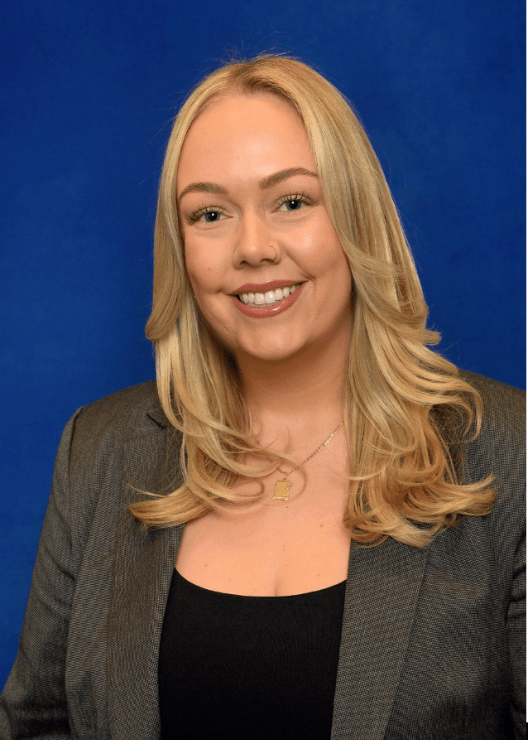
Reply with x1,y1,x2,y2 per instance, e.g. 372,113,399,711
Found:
234,337,313,365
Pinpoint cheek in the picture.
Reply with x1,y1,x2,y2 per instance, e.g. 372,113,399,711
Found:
184,249,231,334
299,223,350,278
184,240,224,295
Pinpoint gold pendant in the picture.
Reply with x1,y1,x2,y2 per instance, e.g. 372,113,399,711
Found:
272,480,291,501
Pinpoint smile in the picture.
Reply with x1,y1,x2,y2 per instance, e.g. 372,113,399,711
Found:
238,284,301,306
230,282,305,318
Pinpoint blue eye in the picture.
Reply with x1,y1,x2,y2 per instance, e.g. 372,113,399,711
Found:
202,210,222,222
189,207,226,224
277,193,313,212
283,199,303,211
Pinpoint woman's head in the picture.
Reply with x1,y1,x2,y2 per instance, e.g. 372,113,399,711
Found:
176,91,353,366
147,55,429,360
132,56,495,542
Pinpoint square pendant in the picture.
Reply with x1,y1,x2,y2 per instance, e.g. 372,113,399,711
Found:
272,480,291,501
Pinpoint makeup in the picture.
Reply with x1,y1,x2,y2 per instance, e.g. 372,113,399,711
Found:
231,282,304,318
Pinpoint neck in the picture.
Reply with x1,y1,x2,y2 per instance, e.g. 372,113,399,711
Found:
234,339,349,446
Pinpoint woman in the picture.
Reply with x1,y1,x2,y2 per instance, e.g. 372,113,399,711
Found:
1,56,525,739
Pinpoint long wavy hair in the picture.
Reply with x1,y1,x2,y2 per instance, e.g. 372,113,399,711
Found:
129,55,495,547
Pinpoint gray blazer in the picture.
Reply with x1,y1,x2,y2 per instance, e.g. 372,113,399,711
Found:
1,373,525,739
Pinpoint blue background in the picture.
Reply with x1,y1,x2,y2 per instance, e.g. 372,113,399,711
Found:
1,0,525,684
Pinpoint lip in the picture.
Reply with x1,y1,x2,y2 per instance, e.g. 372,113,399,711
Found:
231,279,303,294
231,282,304,318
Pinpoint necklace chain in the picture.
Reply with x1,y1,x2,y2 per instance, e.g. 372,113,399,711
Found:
277,420,344,481
272,420,344,501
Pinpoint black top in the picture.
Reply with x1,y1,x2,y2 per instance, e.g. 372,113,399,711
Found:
158,568,346,739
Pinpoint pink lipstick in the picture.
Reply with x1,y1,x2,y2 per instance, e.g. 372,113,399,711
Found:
232,279,302,294
231,282,304,318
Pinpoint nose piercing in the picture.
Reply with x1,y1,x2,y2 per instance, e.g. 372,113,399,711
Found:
272,246,278,263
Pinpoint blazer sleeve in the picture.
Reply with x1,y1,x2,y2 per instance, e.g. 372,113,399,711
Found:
507,521,526,739
476,374,526,738
0,410,84,739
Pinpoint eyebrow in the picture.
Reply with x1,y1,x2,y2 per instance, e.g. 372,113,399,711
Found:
259,167,319,190
178,167,319,203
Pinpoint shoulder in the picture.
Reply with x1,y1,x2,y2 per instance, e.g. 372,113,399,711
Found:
51,382,177,552
461,370,525,435
58,381,173,501
459,371,525,477
458,370,525,476
459,372,525,567
72,380,168,441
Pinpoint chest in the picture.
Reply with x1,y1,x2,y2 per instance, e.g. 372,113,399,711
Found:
175,473,351,596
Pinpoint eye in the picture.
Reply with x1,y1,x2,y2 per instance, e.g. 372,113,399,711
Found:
282,199,303,212
188,206,226,224
276,193,313,212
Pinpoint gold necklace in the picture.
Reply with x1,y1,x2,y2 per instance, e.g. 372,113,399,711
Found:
271,421,344,501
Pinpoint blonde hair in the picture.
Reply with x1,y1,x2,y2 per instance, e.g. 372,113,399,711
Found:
130,55,495,547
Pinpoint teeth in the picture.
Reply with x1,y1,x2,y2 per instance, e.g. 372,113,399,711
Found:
239,284,300,306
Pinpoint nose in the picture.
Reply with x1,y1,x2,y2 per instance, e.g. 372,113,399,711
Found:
233,213,280,267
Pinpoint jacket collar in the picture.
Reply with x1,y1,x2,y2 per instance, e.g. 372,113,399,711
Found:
145,393,170,429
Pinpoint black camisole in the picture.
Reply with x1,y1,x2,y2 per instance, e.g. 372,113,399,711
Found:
158,568,346,739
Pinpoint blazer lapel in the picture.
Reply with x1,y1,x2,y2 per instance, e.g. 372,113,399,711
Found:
106,420,184,740
331,538,429,740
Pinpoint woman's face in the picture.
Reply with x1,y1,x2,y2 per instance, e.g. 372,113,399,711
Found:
177,93,353,366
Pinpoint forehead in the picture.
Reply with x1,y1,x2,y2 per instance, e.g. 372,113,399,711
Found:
177,93,316,187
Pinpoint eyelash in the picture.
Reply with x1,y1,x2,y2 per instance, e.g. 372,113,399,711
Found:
186,192,315,224
276,192,314,210
187,206,223,224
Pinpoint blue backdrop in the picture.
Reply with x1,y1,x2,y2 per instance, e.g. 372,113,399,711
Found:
1,0,524,683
